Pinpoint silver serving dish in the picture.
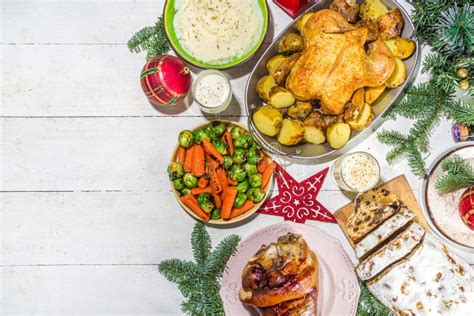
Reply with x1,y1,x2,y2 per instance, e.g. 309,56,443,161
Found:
245,0,420,162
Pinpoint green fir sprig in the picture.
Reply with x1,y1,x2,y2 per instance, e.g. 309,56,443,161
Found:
435,154,474,193
378,1,474,177
158,223,240,316
127,17,170,60
356,282,394,316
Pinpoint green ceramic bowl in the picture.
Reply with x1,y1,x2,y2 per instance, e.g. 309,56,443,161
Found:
163,0,269,69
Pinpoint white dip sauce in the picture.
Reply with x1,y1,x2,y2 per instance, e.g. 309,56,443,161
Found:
174,0,262,63
194,73,230,108
341,153,380,192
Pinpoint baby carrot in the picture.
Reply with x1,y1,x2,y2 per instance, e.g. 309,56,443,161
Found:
176,147,186,165
213,193,222,209
192,144,206,177
258,159,268,174
184,145,195,173
217,168,229,192
191,186,212,195
230,200,254,218
197,177,209,189
180,195,209,221
202,139,224,164
221,130,234,156
221,187,238,220
209,169,223,194
227,177,238,185
261,162,276,189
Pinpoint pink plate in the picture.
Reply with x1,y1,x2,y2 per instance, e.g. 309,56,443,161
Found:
220,221,360,315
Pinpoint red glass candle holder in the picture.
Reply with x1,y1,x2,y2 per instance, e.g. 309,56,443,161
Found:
274,0,312,17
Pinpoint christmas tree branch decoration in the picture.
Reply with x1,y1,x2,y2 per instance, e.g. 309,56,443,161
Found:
356,282,393,316
158,223,240,316
378,1,474,177
435,154,474,193
128,17,170,60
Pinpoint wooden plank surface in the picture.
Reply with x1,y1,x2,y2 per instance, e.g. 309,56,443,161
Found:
334,175,431,247
0,0,463,314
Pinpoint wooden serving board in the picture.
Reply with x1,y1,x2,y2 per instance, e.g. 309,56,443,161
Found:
334,175,430,247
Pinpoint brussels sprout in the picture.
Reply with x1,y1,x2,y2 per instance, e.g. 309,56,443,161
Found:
178,130,194,148
212,138,227,155
193,128,210,144
235,179,249,193
247,187,266,203
183,173,198,188
249,174,262,188
210,122,226,138
230,126,245,140
244,163,258,176
229,164,247,182
234,135,253,149
173,178,185,191
197,193,215,213
223,156,233,170
232,148,247,165
247,147,263,165
181,188,192,196
167,161,184,180
234,191,248,208
211,208,221,220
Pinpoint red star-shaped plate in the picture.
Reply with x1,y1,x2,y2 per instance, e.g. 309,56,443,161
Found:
259,163,336,223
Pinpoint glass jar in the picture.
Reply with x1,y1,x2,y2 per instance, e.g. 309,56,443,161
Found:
331,152,380,192
192,70,232,114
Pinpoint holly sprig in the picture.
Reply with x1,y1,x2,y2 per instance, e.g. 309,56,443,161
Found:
158,223,240,315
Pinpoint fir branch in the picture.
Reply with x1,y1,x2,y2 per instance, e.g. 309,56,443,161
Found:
356,282,393,316
191,222,212,266
435,155,474,193
205,235,240,278
127,17,170,59
158,259,200,284
444,100,474,126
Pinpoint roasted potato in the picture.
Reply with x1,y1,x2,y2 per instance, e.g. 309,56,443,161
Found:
323,115,344,128
344,88,365,120
327,122,351,149
256,75,276,101
346,102,373,130
384,37,415,59
253,106,283,137
277,119,305,145
365,85,385,104
296,12,314,35
385,57,406,88
304,111,326,144
278,33,305,55
266,55,287,75
360,0,389,21
287,101,313,120
269,87,296,108
274,53,301,85
329,0,360,23
378,9,404,40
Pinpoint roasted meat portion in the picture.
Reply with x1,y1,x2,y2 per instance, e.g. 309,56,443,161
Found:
239,233,318,315
286,9,395,115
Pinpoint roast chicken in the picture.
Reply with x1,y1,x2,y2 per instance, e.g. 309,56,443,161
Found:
286,9,395,115
239,233,319,315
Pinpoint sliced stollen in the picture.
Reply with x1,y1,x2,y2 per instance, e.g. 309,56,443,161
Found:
356,222,425,281
347,188,401,242
355,208,416,259
367,234,474,316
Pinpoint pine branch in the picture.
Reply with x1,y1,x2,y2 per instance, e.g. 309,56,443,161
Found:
444,100,474,126
205,235,240,278
191,222,212,266
435,155,474,193
356,282,393,316
158,259,200,284
127,17,170,59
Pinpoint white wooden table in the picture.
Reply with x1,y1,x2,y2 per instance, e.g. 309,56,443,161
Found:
1,1,457,315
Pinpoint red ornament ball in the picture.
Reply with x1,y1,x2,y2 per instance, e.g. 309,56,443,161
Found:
458,186,474,230
140,55,191,107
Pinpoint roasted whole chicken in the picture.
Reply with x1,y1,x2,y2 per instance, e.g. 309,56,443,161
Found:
286,9,395,115
239,233,319,315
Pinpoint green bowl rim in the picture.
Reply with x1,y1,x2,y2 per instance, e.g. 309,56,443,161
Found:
163,0,269,70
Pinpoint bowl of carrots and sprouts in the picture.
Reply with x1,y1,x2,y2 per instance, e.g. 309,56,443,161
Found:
167,120,275,224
